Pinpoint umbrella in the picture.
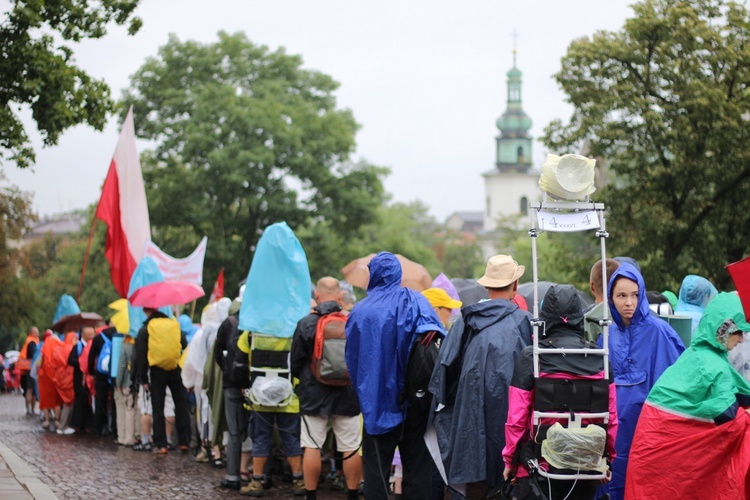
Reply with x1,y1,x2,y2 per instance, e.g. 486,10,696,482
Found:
517,281,594,311
52,312,105,334
129,280,205,309
341,253,432,292
450,278,489,307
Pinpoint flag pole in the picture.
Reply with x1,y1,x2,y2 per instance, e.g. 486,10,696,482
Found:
76,214,98,304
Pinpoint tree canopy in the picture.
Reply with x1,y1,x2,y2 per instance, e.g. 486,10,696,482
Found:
544,0,750,290
1,0,142,168
122,32,388,293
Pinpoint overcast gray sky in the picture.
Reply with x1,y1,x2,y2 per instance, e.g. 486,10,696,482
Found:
3,0,635,222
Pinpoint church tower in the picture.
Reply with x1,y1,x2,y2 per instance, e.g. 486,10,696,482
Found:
482,50,540,232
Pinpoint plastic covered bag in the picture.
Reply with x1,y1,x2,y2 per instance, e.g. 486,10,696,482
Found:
541,423,607,472
539,154,596,201
250,376,293,406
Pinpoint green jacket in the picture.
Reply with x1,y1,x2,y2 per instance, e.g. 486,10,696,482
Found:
647,292,750,421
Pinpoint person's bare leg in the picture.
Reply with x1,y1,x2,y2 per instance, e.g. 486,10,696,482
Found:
303,448,322,490
141,413,152,442
342,452,363,490
241,451,252,476
252,456,268,477
287,454,302,475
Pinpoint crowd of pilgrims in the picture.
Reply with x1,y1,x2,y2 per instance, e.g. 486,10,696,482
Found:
5,251,750,500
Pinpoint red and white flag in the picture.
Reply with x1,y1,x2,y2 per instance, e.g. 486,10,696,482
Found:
95,106,151,298
209,269,225,303
728,256,750,319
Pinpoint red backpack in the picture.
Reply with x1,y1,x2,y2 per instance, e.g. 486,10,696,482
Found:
310,311,350,386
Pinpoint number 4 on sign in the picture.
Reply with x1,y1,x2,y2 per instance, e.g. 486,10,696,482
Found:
537,210,600,233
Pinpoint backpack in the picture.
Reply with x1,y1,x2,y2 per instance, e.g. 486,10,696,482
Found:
402,330,441,421
96,334,112,375
147,318,182,371
310,311,350,386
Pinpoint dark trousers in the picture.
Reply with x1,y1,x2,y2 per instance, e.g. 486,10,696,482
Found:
223,387,249,481
150,366,190,448
70,382,92,431
362,413,431,500
515,476,599,500
92,374,111,435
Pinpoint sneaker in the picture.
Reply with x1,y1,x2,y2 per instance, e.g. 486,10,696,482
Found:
57,427,75,435
240,476,265,497
132,442,153,452
194,449,209,463
330,474,345,491
292,476,305,496
220,478,240,490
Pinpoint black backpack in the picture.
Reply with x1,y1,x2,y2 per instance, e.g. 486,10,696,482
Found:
222,315,250,388
402,330,441,422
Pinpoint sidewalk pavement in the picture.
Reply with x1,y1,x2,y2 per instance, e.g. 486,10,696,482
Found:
0,438,57,500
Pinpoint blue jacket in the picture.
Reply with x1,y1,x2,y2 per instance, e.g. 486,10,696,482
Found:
345,252,444,435
599,262,684,500
429,296,532,487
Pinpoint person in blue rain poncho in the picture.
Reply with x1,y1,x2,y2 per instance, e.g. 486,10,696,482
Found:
598,262,685,500
345,252,445,500
675,274,718,334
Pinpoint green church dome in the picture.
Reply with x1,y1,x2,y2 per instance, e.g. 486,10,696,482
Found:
497,108,532,133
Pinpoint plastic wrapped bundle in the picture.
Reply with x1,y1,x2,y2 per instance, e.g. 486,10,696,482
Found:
539,154,596,201
249,376,294,406
541,423,607,472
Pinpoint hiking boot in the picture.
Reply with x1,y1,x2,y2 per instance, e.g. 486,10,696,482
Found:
292,476,305,496
240,476,265,497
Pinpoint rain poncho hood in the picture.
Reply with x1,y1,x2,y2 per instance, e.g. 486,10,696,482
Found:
601,262,685,500
345,252,444,435
53,294,81,325
675,274,718,333
647,292,750,419
540,284,584,337
239,222,310,337
429,295,532,487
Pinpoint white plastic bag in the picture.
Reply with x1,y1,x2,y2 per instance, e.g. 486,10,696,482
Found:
250,375,293,406
541,423,607,472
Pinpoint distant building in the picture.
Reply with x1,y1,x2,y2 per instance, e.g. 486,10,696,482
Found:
482,51,541,232
23,212,86,243
445,211,484,233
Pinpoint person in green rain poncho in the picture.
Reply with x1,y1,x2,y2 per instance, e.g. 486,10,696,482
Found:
626,292,750,499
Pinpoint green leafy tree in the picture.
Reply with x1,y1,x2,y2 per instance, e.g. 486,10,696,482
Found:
0,175,38,351
544,0,750,290
122,32,387,294
300,200,441,282
1,0,142,168
19,211,116,331
438,237,485,279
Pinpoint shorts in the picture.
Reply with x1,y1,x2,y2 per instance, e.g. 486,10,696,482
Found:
138,387,174,417
250,411,301,458
300,414,361,452
20,374,30,397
